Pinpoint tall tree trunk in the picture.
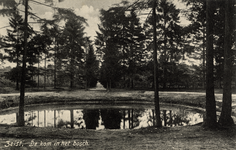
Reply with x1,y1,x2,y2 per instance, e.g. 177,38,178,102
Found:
203,0,217,129
85,71,88,90
16,49,19,90
218,0,234,126
70,56,74,88
18,0,28,126
169,110,172,127
44,110,46,127
163,110,167,126
128,110,130,129
44,53,47,89
131,109,133,129
54,43,57,89
70,73,73,88
129,76,132,89
163,11,167,90
15,27,20,91
38,111,39,127
163,66,167,89
85,46,88,90
123,110,125,129
130,45,134,89
106,80,109,91
54,110,56,128
203,29,206,89
70,109,74,128
38,54,40,88
131,76,134,89
109,79,111,91
153,0,162,127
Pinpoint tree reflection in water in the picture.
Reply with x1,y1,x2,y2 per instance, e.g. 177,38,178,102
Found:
101,109,122,129
160,110,191,127
1,107,203,129
83,109,99,129
25,111,37,126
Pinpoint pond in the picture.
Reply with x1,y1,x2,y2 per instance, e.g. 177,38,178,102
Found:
0,104,204,130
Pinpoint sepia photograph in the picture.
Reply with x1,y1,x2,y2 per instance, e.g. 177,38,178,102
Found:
0,0,236,149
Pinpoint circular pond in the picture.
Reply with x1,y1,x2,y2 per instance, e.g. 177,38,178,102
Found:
0,103,204,130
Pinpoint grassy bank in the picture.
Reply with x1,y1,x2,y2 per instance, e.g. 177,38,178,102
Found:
0,90,236,150
0,124,236,150
0,90,209,110
1,89,235,117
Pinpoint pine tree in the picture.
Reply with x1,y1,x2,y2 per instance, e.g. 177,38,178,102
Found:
182,0,207,88
85,42,99,88
62,16,86,88
120,8,145,89
203,0,217,129
0,0,83,127
2,9,24,90
218,0,235,127
96,1,145,89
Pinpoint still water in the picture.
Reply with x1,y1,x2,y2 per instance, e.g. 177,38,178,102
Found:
0,104,203,129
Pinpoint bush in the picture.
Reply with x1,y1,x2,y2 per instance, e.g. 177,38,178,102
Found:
0,77,15,87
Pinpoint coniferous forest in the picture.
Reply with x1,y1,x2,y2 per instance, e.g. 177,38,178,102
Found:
0,0,235,130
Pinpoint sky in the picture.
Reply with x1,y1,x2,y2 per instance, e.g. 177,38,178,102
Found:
0,0,128,40
0,0,190,68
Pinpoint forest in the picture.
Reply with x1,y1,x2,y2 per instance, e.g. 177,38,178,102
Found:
0,0,235,128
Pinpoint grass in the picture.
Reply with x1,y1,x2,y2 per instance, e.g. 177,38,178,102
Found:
0,90,236,150
0,89,236,149
0,89,227,111
0,124,235,150
0,90,208,110
1,89,236,124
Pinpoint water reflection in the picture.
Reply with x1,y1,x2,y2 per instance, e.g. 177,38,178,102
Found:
0,106,203,130
83,109,99,129
100,109,122,129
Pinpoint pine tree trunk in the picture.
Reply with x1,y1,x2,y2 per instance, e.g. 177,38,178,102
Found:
131,76,134,89
54,110,56,128
129,77,132,89
70,109,74,128
70,57,74,88
128,110,130,129
163,66,167,89
54,44,57,89
153,0,162,127
130,45,134,89
16,48,19,90
218,0,234,126
163,11,167,90
203,30,206,89
38,54,40,88
106,81,109,91
16,27,20,90
163,110,167,126
109,79,111,91
70,74,73,88
203,0,217,129
18,0,28,126
54,60,56,88
44,53,46,89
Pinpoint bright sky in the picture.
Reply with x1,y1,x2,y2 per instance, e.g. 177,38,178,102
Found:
0,0,190,68
0,0,128,39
